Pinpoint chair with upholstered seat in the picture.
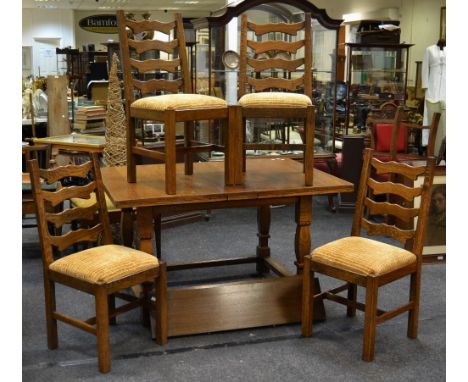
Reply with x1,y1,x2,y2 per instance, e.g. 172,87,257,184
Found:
301,148,435,361
233,12,315,185
368,105,440,163
27,153,167,373
116,11,238,194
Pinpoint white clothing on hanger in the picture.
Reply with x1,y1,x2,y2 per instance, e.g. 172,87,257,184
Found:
421,44,446,146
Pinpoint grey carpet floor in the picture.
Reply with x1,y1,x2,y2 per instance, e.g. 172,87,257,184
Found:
22,196,446,381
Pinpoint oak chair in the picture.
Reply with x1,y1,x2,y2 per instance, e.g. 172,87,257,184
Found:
301,148,435,361
116,11,238,194
27,153,168,373
234,12,315,185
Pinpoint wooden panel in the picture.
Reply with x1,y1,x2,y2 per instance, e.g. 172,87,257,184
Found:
47,75,69,136
167,276,302,336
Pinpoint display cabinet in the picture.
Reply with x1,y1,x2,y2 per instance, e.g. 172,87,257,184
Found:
191,0,342,156
343,43,412,137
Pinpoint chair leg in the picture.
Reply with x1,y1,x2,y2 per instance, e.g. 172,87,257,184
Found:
184,121,194,176
95,288,111,373
347,282,357,317
301,256,314,337
44,277,58,349
108,294,116,325
154,262,168,345
164,112,177,195
141,282,151,328
153,213,162,260
407,272,421,338
362,277,378,362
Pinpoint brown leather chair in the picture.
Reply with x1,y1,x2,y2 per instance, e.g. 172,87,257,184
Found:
301,148,435,361
116,11,238,194
233,12,315,186
27,153,167,373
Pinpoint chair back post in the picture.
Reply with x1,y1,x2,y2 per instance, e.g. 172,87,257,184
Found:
90,152,113,245
425,112,441,157
411,156,436,258
174,13,191,94
351,148,373,236
238,14,249,99
28,158,55,266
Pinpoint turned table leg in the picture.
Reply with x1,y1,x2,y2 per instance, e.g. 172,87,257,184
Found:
256,205,271,274
294,195,326,320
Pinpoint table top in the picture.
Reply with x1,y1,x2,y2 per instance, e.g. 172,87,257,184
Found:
33,134,106,150
101,158,353,209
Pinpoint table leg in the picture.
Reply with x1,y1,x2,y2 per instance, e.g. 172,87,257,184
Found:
294,196,312,274
295,195,326,320
120,208,134,247
136,207,155,255
256,205,271,274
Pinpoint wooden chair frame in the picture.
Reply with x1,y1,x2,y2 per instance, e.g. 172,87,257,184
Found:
27,153,167,373
117,11,238,194
301,148,435,361
235,13,315,185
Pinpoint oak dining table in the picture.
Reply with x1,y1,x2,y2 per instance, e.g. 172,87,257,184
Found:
100,157,353,337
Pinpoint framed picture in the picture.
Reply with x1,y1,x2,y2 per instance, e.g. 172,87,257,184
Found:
440,6,446,41
414,169,446,256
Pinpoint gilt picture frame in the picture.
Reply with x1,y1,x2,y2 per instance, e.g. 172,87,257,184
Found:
440,6,446,41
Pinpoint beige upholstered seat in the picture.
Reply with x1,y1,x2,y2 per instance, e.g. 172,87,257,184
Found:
238,92,312,108
27,153,167,373
311,236,416,277
50,244,158,284
301,148,436,362
131,94,227,112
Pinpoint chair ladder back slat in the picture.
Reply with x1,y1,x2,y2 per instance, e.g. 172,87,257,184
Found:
371,158,426,180
125,18,175,35
248,21,305,36
365,198,420,223
42,182,97,208
132,78,182,95
129,58,180,73
368,178,422,202
39,161,93,184
247,76,304,92
49,224,105,252
361,218,415,244
46,203,99,228
128,39,178,55
247,57,303,72
247,40,305,55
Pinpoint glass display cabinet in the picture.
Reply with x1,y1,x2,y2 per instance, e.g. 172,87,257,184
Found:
191,0,342,157
343,43,413,137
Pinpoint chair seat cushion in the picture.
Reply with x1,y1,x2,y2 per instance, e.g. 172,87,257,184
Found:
311,236,416,276
71,192,118,212
49,244,159,285
131,94,227,112
238,92,312,108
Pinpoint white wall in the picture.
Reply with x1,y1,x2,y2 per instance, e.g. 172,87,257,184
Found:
22,1,446,82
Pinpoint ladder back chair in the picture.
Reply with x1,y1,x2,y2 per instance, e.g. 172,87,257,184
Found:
234,12,315,185
301,148,435,361
117,11,238,194
27,153,167,373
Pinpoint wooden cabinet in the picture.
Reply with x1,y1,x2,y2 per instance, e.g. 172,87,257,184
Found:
343,43,412,137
